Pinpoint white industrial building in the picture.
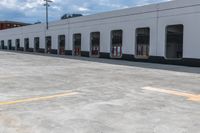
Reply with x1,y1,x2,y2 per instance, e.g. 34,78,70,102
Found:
0,0,200,66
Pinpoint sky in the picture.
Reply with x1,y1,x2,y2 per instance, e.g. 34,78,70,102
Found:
0,0,171,23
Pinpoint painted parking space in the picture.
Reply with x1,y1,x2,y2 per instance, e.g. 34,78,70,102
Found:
142,86,200,102
0,91,79,106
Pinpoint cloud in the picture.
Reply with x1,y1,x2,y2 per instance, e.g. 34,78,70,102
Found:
0,0,171,23
136,0,172,6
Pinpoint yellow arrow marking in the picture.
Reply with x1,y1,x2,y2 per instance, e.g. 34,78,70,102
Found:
0,91,79,106
142,86,200,102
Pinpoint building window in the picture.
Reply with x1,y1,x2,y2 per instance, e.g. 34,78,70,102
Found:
90,32,100,57
8,40,12,50
45,36,52,54
166,25,183,59
16,39,20,50
34,37,40,52
135,28,150,59
73,33,81,56
58,35,65,55
111,30,123,58
24,38,29,51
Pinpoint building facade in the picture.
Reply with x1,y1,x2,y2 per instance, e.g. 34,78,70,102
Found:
0,21,30,30
0,0,200,66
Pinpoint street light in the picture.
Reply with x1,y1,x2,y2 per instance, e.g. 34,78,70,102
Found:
44,0,53,30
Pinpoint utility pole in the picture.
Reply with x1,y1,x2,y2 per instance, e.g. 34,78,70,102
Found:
44,0,53,30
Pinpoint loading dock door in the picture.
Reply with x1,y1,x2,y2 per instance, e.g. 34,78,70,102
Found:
73,34,81,56
166,25,183,59
16,39,20,51
91,32,100,57
34,37,40,52
1,41,4,49
46,36,52,54
58,35,65,55
136,28,150,59
111,30,122,58
24,38,29,51
8,40,12,50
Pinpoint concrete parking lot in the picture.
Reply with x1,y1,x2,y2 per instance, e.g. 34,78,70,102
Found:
0,51,199,133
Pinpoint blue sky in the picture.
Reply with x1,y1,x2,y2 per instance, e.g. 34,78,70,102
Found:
0,0,171,23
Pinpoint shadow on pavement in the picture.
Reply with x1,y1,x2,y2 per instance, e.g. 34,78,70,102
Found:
1,50,200,74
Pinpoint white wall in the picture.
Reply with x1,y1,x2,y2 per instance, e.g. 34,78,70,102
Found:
0,0,200,59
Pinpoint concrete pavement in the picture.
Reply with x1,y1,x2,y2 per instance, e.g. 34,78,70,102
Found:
0,51,199,133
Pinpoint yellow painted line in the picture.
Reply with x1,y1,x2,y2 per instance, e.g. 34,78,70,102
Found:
142,86,200,102
0,91,79,106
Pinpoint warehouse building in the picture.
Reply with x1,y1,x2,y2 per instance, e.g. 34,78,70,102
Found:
0,0,200,66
